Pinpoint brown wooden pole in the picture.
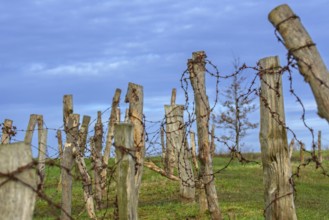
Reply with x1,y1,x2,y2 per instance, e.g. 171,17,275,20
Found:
188,51,222,219
165,104,195,202
269,4,329,122
0,142,37,220
259,56,297,220
79,115,91,155
93,111,103,209
318,130,323,163
125,82,145,201
114,123,138,220
102,89,121,196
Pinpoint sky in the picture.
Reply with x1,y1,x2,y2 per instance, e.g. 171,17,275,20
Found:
1,0,329,157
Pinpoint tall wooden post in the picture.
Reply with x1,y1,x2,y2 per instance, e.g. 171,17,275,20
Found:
269,4,329,123
0,142,37,220
188,51,222,219
190,131,199,173
114,123,138,220
125,83,145,201
288,138,295,159
300,142,305,164
318,131,323,163
93,111,103,209
61,114,77,220
165,102,195,202
102,89,121,194
61,95,74,220
37,128,48,189
79,115,91,155
1,119,13,144
259,56,297,220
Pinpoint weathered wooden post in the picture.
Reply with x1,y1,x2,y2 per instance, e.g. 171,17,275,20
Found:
93,111,103,209
114,123,138,220
164,89,177,175
187,51,222,219
318,131,322,163
125,83,145,201
102,89,121,195
210,124,215,158
288,138,295,159
269,4,329,123
190,131,199,173
300,142,305,164
61,95,74,220
79,115,91,155
57,129,63,192
164,91,195,202
37,128,48,189
259,56,297,220
1,119,13,144
160,127,166,167
0,142,37,220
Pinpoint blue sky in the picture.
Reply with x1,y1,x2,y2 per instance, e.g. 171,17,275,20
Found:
1,1,329,156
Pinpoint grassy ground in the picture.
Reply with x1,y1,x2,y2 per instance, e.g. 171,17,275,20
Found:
34,151,329,219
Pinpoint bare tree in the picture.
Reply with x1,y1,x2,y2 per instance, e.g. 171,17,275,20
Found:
212,59,258,152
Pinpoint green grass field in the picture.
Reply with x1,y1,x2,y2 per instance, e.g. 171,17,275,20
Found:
34,151,329,219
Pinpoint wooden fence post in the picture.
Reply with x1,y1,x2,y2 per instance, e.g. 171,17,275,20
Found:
61,114,76,220
288,138,295,159
79,115,91,155
114,123,138,220
165,101,195,202
259,56,297,220
187,51,222,219
1,119,13,144
37,128,48,189
102,89,121,196
318,131,322,163
61,95,74,220
125,82,145,201
300,142,305,164
210,124,215,158
190,131,199,173
161,128,166,167
269,4,329,123
93,111,103,209
164,89,177,176
57,130,63,192
0,142,37,220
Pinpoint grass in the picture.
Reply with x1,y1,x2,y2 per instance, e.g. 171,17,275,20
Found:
33,151,329,219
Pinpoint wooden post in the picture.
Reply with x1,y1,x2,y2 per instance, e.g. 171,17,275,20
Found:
165,104,195,202
190,131,199,173
63,95,73,131
125,82,145,200
187,51,222,219
79,115,91,155
114,123,138,220
269,4,329,123
24,114,38,145
61,95,74,220
1,119,13,144
288,138,295,159
0,142,37,220
259,56,297,220
102,89,121,196
210,124,215,158
93,111,103,209
57,130,63,192
300,142,305,164
37,128,48,189
61,114,76,220
160,128,166,167
318,131,323,163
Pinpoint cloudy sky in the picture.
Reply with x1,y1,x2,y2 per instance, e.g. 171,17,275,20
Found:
1,0,329,156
